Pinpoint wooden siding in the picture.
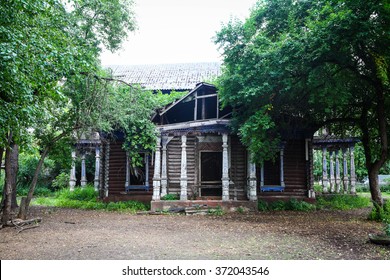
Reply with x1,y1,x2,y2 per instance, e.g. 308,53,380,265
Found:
229,136,247,200
283,139,307,194
107,141,126,194
167,136,197,197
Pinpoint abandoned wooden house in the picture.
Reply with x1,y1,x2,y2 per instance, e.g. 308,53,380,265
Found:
69,62,358,210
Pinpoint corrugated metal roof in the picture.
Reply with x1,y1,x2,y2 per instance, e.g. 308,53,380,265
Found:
105,62,221,90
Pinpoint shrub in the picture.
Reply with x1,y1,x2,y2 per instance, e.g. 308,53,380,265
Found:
33,186,150,212
161,193,179,200
56,185,97,202
258,200,269,211
384,220,390,237
51,172,70,190
208,206,225,216
106,201,148,212
258,199,316,211
287,198,316,212
368,200,390,222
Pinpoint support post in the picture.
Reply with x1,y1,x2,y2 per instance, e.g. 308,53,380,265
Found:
161,137,168,197
222,134,230,201
321,147,329,193
329,150,335,193
125,151,130,188
104,142,110,197
145,154,150,189
94,146,100,191
342,148,349,194
80,153,87,187
152,136,161,201
280,147,285,188
69,150,76,191
335,149,341,193
180,135,188,201
350,146,356,194
248,152,257,201
260,164,264,188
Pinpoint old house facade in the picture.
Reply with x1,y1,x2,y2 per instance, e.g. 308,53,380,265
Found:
70,62,359,210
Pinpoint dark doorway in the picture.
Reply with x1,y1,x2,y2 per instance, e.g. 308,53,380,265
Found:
200,152,222,196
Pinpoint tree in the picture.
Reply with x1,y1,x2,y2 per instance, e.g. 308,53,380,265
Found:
0,0,136,222
215,0,389,209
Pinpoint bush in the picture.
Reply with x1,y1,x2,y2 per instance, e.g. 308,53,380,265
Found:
316,195,371,210
384,220,390,237
368,200,390,222
52,172,70,190
106,201,148,212
287,198,317,211
33,186,150,212
17,153,55,192
56,185,97,202
161,194,179,200
207,206,225,216
258,200,269,211
258,199,316,211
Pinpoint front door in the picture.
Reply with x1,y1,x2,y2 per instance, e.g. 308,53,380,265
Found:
200,151,222,196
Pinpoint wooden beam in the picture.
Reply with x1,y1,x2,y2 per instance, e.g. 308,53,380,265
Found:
195,94,217,99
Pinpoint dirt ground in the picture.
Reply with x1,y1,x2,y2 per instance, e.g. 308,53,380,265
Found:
0,206,389,260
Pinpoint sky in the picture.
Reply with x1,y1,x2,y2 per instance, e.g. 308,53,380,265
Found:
100,0,258,65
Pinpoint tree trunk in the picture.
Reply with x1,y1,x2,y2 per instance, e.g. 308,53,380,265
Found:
18,147,49,220
360,85,388,210
0,147,3,169
1,138,19,224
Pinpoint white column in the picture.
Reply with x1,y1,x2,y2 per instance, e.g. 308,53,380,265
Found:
69,150,76,191
180,135,188,201
152,136,161,200
104,142,110,197
342,148,349,193
280,147,285,187
322,147,329,193
222,134,230,201
350,146,356,194
329,150,335,193
248,153,257,201
80,153,87,187
125,152,130,188
145,154,150,189
246,153,251,199
260,164,265,188
335,149,341,193
161,137,168,197
94,146,100,191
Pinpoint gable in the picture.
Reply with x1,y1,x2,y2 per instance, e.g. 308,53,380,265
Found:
154,83,231,125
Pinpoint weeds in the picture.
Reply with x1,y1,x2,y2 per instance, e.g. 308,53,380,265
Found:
316,195,371,210
32,186,149,212
161,194,179,200
258,199,316,212
368,199,390,222
208,206,225,216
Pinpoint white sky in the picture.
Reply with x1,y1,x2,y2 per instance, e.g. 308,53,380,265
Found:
100,0,258,65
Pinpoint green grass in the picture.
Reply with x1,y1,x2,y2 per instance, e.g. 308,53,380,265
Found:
358,192,390,200
258,198,316,212
258,195,372,212
32,186,149,213
316,194,371,210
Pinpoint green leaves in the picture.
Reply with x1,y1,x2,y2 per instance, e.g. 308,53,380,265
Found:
215,0,389,169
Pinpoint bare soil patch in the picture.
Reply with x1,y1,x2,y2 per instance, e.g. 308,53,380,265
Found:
0,206,389,260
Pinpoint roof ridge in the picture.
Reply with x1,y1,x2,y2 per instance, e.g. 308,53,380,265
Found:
105,62,221,91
